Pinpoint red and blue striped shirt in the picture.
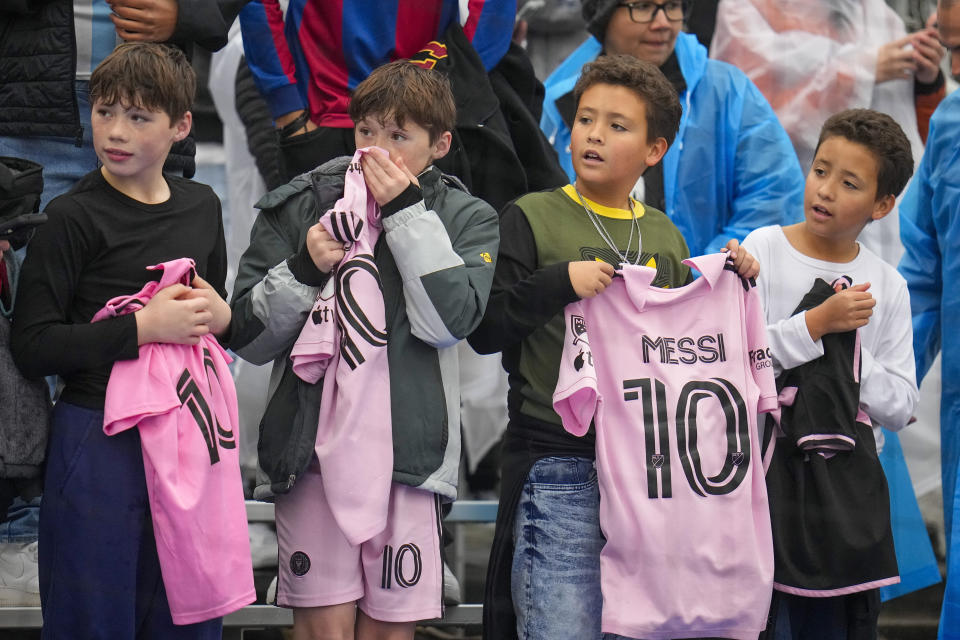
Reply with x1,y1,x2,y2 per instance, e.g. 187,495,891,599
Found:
239,0,516,128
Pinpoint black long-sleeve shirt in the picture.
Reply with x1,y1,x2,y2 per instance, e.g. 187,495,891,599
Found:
11,170,227,409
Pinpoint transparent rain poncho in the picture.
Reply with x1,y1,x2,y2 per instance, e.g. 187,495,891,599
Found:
711,0,924,267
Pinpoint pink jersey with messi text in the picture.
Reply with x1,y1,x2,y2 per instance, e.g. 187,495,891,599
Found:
554,253,778,640
291,147,392,545
95,258,255,625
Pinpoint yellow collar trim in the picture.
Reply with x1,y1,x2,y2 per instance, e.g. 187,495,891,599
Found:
562,184,645,220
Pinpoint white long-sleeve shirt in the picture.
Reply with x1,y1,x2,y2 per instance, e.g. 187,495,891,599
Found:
742,225,918,432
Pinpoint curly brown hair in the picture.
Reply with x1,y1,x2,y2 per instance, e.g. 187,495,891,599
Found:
89,43,196,123
573,54,682,145
349,61,456,144
815,109,914,200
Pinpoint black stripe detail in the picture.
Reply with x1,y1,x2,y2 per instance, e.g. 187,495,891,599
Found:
382,545,393,589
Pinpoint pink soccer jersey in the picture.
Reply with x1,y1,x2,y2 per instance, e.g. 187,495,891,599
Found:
95,258,255,625
290,147,393,545
554,253,779,640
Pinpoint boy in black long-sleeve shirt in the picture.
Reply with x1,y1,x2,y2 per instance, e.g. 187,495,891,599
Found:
10,43,230,639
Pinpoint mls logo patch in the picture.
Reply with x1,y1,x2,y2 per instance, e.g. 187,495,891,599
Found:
651,454,665,468
290,551,311,576
571,315,588,346
731,452,745,466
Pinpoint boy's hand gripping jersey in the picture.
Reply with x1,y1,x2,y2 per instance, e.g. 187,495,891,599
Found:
553,253,778,640
290,147,392,545
93,258,255,625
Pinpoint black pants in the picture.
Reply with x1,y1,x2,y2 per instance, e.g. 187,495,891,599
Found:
762,589,881,640
278,125,355,182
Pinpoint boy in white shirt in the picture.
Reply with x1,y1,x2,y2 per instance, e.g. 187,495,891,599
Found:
742,108,919,638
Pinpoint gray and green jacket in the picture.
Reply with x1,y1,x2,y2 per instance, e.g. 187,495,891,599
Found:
229,157,499,501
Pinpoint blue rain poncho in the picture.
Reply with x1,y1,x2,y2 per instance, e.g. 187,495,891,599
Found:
540,32,805,256
899,89,960,637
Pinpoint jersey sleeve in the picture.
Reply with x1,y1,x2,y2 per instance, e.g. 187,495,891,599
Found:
102,344,182,435
553,302,598,437
744,281,778,414
289,279,336,383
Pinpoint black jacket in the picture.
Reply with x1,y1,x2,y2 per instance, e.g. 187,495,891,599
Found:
0,0,247,175
421,21,568,213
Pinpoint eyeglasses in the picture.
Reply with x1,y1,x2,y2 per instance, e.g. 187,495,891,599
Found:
617,1,684,24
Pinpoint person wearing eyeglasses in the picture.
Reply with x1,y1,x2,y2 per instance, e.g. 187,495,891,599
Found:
540,0,805,259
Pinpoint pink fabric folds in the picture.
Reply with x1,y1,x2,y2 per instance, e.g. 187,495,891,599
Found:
553,253,779,640
290,147,393,545
95,258,255,625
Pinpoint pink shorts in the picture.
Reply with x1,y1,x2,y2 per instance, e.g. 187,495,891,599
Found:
274,458,443,622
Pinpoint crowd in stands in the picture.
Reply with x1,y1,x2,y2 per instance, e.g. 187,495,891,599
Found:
0,0,959,638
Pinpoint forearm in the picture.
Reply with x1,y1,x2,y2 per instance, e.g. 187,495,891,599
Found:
383,188,499,347
859,346,919,430
467,202,576,354
229,207,325,363
12,313,139,379
238,0,305,119
171,0,245,51
764,313,825,377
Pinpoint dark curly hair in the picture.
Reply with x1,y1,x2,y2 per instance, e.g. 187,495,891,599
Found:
814,109,914,200
573,54,682,144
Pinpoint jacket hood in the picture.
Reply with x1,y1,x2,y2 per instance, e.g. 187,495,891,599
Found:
673,32,706,95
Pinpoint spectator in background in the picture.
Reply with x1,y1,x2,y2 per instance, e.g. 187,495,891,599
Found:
898,0,960,630
540,0,805,257
0,157,50,608
0,0,245,208
238,0,568,212
711,0,945,266
239,0,515,181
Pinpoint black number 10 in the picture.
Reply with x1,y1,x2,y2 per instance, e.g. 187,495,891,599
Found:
623,377,750,499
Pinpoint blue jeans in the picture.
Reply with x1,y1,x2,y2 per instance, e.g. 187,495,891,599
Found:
512,456,604,640
0,80,98,210
0,496,41,543
40,401,221,639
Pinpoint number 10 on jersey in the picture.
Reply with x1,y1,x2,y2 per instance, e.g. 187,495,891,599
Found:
623,377,751,500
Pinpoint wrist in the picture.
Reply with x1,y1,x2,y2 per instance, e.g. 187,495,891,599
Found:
915,69,944,94
804,309,824,342
381,183,423,217
277,111,310,138
288,245,331,287
134,309,154,346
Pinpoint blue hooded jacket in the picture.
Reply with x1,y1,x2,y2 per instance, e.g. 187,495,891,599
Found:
898,88,960,638
541,32,805,256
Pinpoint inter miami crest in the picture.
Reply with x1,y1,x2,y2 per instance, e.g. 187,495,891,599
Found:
290,551,311,576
